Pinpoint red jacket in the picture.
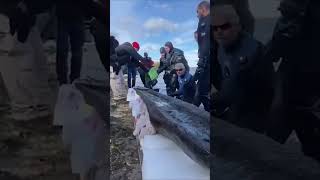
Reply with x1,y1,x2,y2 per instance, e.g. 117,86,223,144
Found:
141,57,154,69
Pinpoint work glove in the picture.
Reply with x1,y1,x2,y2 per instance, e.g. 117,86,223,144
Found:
156,67,165,74
147,79,157,89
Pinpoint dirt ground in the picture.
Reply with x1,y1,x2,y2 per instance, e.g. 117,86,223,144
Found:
0,63,80,180
0,40,76,180
0,112,79,180
110,97,142,180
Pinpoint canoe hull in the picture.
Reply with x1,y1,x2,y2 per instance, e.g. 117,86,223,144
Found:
135,87,210,167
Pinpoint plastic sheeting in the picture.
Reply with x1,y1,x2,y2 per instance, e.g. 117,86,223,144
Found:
0,15,53,120
127,88,156,139
54,84,107,180
110,67,127,100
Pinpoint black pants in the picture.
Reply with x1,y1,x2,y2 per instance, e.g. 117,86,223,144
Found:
194,72,210,111
267,72,320,161
127,66,136,88
138,68,146,87
92,20,108,72
56,19,84,85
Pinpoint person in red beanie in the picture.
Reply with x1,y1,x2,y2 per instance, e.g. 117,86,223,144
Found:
126,42,140,88
114,41,149,80
132,41,140,51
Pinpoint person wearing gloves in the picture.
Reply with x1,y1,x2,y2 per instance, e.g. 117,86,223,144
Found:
193,0,211,112
114,41,147,75
157,41,189,96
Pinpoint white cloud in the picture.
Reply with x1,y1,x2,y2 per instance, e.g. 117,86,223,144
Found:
142,17,198,39
159,4,170,9
170,28,197,47
145,1,172,10
110,0,200,63
179,19,198,31
140,43,161,53
173,37,184,45
173,36,195,46
111,1,142,44
143,17,178,33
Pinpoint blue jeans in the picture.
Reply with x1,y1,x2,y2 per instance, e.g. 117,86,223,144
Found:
56,19,84,85
127,66,136,88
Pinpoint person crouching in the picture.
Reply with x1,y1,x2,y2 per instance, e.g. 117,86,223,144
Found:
171,63,196,103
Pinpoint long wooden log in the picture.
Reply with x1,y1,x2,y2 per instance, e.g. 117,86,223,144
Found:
135,87,210,168
213,118,320,180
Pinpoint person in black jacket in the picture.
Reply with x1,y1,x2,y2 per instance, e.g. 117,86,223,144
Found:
127,42,140,88
265,0,320,162
193,1,211,111
114,42,146,75
212,5,274,133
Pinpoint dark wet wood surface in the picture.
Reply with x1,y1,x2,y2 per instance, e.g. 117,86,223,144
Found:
135,87,210,168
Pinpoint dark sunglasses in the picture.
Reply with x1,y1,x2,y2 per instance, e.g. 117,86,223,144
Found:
175,69,184,72
212,23,232,31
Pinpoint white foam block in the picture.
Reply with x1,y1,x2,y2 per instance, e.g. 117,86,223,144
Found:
141,135,210,180
142,134,180,150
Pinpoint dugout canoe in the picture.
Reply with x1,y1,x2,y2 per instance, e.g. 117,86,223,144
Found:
135,87,210,168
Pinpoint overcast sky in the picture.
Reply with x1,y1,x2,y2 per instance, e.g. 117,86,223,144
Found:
111,0,202,67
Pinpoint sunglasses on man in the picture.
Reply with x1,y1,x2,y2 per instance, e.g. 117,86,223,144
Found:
175,68,184,72
212,23,232,32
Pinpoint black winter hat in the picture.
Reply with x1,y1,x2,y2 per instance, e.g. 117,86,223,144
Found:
164,41,173,50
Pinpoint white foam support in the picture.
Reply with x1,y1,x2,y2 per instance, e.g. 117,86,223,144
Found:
141,135,210,180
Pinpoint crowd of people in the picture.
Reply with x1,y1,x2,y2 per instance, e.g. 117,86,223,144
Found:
110,1,211,111
110,0,320,163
